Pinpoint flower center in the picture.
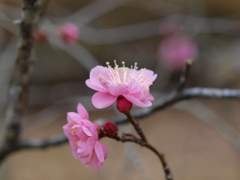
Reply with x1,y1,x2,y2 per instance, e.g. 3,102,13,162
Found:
99,60,152,88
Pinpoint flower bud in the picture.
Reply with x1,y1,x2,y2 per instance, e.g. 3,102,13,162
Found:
33,29,47,44
103,121,118,137
58,23,79,45
116,97,132,113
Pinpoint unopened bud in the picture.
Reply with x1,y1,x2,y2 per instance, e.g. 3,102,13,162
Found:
58,23,79,45
103,121,118,137
33,29,47,44
116,97,132,113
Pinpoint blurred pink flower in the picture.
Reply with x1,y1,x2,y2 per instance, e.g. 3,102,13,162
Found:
158,34,198,71
59,23,79,45
63,103,108,171
86,61,157,109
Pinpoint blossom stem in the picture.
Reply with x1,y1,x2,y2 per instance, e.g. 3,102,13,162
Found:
124,111,148,142
108,133,173,180
123,112,173,180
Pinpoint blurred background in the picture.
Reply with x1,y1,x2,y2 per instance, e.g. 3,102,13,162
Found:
1,0,240,179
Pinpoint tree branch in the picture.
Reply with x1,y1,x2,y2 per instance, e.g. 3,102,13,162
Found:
108,133,173,180
0,0,40,163
2,61,240,161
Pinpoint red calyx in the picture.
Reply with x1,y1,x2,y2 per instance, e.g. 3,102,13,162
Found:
103,121,119,137
116,97,132,113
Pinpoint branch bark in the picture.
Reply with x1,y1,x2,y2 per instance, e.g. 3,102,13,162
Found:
0,0,40,163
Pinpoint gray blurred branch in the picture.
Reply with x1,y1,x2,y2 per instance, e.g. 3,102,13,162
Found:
64,0,131,26
49,38,99,71
80,14,240,45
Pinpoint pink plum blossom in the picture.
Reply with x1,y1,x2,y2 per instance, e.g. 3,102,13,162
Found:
86,61,157,109
62,103,108,170
158,34,198,71
58,23,79,45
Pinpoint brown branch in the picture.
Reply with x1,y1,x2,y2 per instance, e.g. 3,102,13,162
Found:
123,110,172,179
19,135,68,149
108,133,173,180
124,112,148,142
0,0,40,163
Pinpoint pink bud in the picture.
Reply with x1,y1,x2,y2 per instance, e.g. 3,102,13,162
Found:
103,121,118,137
116,97,132,113
58,23,79,45
33,29,47,44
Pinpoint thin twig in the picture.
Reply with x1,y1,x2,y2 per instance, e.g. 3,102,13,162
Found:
109,133,173,180
124,112,148,142
123,110,172,179
175,60,192,92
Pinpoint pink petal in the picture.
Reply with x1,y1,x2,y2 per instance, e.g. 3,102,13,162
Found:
101,143,108,159
77,141,90,157
92,92,117,109
145,93,155,101
67,112,82,123
77,103,89,119
86,66,110,92
82,126,93,137
75,127,89,141
86,79,107,93
94,141,104,163
82,120,98,140
130,91,144,100
91,151,102,171
107,83,128,96
142,69,154,78
62,124,71,137
63,124,79,141
87,137,95,150
150,74,157,83
72,149,81,160
123,79,141,94
123,94,152,107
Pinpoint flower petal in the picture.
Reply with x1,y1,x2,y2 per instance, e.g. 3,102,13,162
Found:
87,137,95,150
94,141,104,163
123,94,152,107
82,120,98,140
107,83,128,96
145,93,155,101
86,79,107,93
101,143,108,159
82,126,93,137
123,79,141,94
77,141,90,157
77,103,89,119
67,112,82,123
91,151,102,171
86,66,110,92
92,92,117,109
